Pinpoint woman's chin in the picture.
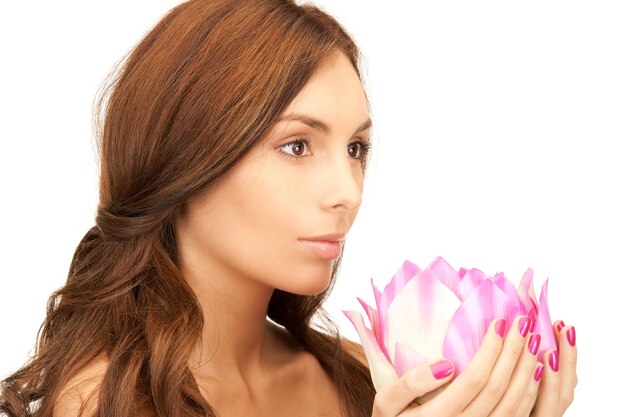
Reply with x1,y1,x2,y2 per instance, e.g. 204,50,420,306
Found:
281,275,332,296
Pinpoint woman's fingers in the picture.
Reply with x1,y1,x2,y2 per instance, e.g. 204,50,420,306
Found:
531,348,560,415
558,324,577,407
461,316,530,416
372,318,577,417
489,324,542,417
371,359,455,417
418,318,506,417
532,320,578,417
513,363,543,417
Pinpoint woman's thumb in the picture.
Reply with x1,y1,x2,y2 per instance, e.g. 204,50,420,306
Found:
373,359,454,416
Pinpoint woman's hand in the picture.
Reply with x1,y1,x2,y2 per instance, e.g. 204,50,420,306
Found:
371,316,548,417
530,321,577,416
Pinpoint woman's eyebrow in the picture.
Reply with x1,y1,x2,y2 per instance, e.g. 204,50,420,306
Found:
277,113,372,136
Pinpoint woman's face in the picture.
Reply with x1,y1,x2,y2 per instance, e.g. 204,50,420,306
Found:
175,51,372,296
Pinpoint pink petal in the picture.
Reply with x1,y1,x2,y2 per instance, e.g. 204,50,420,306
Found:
371,278,391,360
534,279,557,359
393,342,428,378
379,260,422,313
518,268,539,309
372,277,383,308
455,268,486,301
357,297,390,362
492,272,526,313
371,277,383,319
384,269,460,363
467,268,490,282
442,280,526,374
425,256,461,292
343,310,398,391
517,268,539,324
373,261,421,363
358,298,380,339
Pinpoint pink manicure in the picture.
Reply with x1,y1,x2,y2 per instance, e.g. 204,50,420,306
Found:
528,334,541,356
549,350,559,372
534,364,545,381
518,316,531,337
529,317,536,333
495,319,506,338
567,326,576,347
556,320,565,332
430,359,454,380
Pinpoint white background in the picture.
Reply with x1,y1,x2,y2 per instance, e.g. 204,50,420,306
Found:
1,1,624,415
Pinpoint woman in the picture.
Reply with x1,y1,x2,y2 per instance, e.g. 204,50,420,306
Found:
0,1,576,416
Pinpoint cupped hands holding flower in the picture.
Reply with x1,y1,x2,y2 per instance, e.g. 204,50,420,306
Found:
344,257,577,416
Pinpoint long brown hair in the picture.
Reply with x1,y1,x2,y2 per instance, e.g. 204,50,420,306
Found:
0,0,375,416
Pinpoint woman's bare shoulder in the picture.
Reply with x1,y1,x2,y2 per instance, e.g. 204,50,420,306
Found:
341,338,369,368
53,354,109,417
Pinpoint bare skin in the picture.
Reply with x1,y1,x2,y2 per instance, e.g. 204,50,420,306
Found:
54,49,371,417
173,48,370,415
192,323,345,416
53,48,577,416
370,318,578,417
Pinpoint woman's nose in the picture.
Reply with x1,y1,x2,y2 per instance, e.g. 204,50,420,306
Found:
320,154,363,213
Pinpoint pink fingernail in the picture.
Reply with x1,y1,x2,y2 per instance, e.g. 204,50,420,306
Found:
528,334,541,356
556,320,565,332
529,317,536,333
549,350,559,372
534,364,545,381
567,326,576,347
430,359,454,380
495,319,506,338
518,316,531,337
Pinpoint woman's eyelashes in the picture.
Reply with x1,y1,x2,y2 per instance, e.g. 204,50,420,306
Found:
278,137,371,161
348,140,371,160
279,137,312,159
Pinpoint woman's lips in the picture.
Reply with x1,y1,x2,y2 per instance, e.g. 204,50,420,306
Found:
298,239,342,260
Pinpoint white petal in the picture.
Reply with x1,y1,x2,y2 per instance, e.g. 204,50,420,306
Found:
383,270,461,362
343,310,398,391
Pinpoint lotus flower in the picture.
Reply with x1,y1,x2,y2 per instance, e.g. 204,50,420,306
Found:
343,256,557,392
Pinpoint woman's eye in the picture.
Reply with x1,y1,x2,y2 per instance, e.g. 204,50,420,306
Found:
279,138,311,159
279,137,371,161
348,140,371,160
